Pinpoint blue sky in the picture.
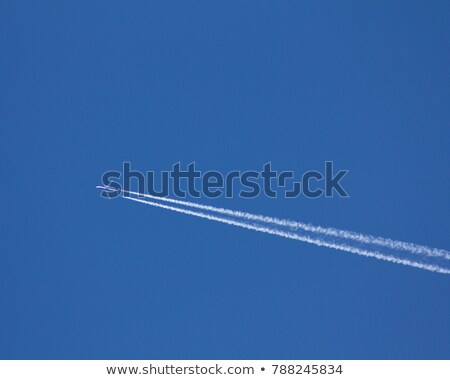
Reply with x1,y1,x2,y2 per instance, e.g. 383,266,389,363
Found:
0,1,449,359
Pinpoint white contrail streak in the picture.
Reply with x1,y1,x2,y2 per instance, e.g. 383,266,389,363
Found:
122,195,450,274
119,189,450,260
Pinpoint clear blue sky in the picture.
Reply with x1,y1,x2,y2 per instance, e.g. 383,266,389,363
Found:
1,1,449,359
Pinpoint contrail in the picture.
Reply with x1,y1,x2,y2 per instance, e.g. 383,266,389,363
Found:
116,188,450,261
120,194,450,274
